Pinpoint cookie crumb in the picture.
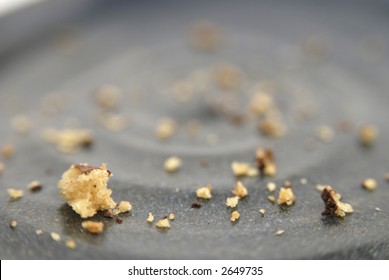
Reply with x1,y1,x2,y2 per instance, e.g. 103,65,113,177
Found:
230,210,240,222
266,182,276,192
115,217,123,224
191,202,202,208
7,188,24,200
9,220,17,229
155,218,170,229
169,213,175,220
277,187,296,206
316,184,326,192
232,181,248,198
51,232,61,241
196,184,212,199
146,213,154,223
362,178,377,191
321,186,353,217
358,124,377,146
82,221,104,234
267,195,276,203
156,118,176,140
316,125,334,142
114,201,132,215
275,229,284,236
255,147,277,176
65,240,76,249
28,180,43,192
213,63,241,90
300,178,308,185
1,144,15,158
58,163,116,218
259,208,266,217
374,207,381,212
42,128,93,153
249,92,274,116
36,229,43,235
258,118,286,138
226,196,239,208
164,156,182,173
231,161,258,177
94,84,122,109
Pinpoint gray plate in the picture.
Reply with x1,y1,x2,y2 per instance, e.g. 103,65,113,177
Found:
1,0,389,259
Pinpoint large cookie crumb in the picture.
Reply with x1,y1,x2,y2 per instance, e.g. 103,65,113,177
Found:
321,186,353,218
58,163,116,218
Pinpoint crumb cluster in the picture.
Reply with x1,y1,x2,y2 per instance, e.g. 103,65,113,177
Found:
255,147,276,176
321,186,353,217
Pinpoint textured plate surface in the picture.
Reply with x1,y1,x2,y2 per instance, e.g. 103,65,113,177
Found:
0,0,389,259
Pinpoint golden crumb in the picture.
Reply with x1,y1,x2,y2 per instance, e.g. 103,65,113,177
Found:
316,125,334,142
232,181,248,198
321,186,353,218
258,118,286,138
358,124,377,146
300,178,308,185
169,213,175,220
213,63,241,90
82,221,104,234
51,232,61,241
316,184,326,192
36,229,43,235
275,229,285,236
267,195,276,203
190,22,222,51
362,178,377,191
1,144,15,158
9,220,17,229
7,188,23,200
98,113,128,132
155,218,170,229
11,114,33,134
58,164,116,218
65,240,77,249
266,182,276,192
164,156,182,173
226,196,239,208
259,208,266,217
231,161,258,177
156,118,176,140
113,201,132,215
94,84,122,109
42,128,93,153
230,210,240,222
256,147,277,177
249,92,274,116
277,187,296,206
196,184,212,199
146,213,154,223
28,180,42,192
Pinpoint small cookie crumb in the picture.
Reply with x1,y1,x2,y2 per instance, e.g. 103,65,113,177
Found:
259,208,266,217
28,181,43,192
316,125,334,142
94,84,122,109
146,213,154,223
191,202,202,208
277,187,296,206
362,178,377,191
113,201,132,215
82,221,104,234
258,118,286,138
267,195,276,203
156,118,176,141
266,182,276,192
7,188,24,200
36,229,43,235
164,156,182,173
51,232,61,241
155,218,170,229
66,240,77,249
321,186,353,218
226,196,239,208
358,124,377,146
256,147,277,177
230,210,240,222
169,213,175,220
9,220,17,229
196,184,212,199
232,181,248,198
1,144,15,158
275,229,284,236
42,128,93,153
115,217,123,224
374,207,381,212
231,161,258,177
300,178,308,185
